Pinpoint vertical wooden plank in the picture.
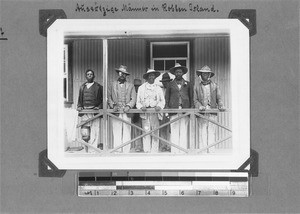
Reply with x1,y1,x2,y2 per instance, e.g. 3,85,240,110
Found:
102,39,108,151
189,113,196,150
195,115,199,149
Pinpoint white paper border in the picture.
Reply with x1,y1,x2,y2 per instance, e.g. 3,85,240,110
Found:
47,19,250,170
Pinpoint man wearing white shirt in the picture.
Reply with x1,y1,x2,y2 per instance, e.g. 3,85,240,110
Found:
136,69,165,153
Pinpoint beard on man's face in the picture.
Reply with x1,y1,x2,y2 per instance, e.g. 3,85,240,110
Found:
175,75,183,80
118,76,126,83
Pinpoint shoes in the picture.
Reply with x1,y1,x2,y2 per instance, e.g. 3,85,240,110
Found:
161,147,171,152
135,148,144,152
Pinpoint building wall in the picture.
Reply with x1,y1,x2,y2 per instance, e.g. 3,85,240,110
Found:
108,39,147,84
72,39,103,109
71,39,147,108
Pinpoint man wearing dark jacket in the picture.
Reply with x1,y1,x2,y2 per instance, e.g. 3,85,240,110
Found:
165,63,193,153
77,69,103,153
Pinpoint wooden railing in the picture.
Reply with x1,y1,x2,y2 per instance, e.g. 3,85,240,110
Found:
75,109,231,155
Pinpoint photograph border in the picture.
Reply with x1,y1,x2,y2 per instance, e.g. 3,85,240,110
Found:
47,19,250,170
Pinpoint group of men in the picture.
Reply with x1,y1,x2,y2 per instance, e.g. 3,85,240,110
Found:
77,63,225,154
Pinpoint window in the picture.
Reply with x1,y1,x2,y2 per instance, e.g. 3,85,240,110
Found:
63,43,73,106
150,42,190,81
63,44,68,101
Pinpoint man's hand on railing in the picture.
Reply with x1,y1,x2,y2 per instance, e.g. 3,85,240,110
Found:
219,107,226,112
77,107,83,111
123,105,130,113
113,105,119,112
199,106,206,111
141,107,147,111
155,106,161,111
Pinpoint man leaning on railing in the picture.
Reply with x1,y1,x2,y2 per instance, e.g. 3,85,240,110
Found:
136,68,165,153
107,65,136,153
165,63,194,154
194,65,226,153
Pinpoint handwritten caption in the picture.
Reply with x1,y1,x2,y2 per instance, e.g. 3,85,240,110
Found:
0,27,4,36
75,2,219,16
0,27,7,40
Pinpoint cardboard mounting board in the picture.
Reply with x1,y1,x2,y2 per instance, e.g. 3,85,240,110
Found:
1,0,299,213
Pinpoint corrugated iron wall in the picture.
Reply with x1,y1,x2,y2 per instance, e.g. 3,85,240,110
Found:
72,39,103,108
107,39,147,83
72,39,147,107
193,36,231,149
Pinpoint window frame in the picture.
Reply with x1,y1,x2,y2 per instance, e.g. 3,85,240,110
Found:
150,41,190,81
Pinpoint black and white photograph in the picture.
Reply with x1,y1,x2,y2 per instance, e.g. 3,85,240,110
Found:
47,19,250,170
2,0,299,212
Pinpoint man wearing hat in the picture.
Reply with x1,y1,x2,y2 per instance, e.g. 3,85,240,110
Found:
159,72,173,152
108,65,136,153
131,79,143,152
136,69,165,153
194,65,225,152
165,63,193,153
77,69,103,153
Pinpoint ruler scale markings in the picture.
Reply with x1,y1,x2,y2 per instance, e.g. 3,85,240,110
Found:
78,172,249,197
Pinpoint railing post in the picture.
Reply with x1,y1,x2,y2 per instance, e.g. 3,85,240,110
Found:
189,112,196,150
102,39,108,150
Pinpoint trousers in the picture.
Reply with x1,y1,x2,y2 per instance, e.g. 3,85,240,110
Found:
198,114,217,153
170,114,189,154
141,113,159,153
159,114,170,151
80,114,100,153
111,113,131,153
131,113,143,151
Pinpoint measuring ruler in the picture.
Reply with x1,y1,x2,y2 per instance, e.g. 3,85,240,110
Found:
77,172,249,197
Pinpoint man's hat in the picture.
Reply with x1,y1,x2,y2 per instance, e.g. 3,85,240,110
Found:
133,79,142,86
143,68,161,80
169,63,188,75
115,65,130,75
160,72,173,82
196,65,215,77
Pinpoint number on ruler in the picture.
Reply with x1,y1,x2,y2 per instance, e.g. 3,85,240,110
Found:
0,27,4,36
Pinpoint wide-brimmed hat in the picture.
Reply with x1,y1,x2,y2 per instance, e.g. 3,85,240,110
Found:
160,72,173,82
169,63,188,75
143,68,160,80
115,65,130,75
196,65,215,77
133,79,142,86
